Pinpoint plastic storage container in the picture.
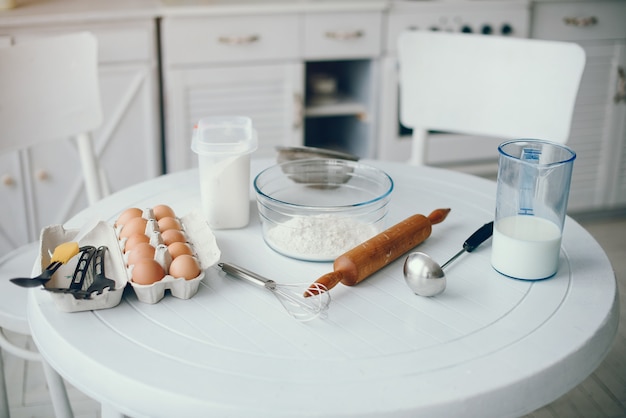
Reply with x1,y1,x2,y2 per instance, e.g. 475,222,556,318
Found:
191,116,258,229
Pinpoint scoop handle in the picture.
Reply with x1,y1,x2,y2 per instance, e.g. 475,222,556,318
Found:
440,221,494,270
308,208,450,294
463,221,494,252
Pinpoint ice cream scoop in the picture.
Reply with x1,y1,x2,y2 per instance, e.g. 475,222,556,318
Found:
403,221,493,296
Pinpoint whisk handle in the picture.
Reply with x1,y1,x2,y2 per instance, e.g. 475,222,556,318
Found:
218,262,272,288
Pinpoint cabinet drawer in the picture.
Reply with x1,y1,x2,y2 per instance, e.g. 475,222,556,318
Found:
303,11,382,60
9,21,155,64
532,1,626,41
90,25,155,63
162,14,299,65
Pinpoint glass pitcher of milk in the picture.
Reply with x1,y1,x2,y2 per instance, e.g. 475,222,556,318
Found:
491,139,576,280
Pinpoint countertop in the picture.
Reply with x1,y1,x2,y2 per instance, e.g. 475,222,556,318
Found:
0,0,388,27
2,0,612,27
0,0,160,26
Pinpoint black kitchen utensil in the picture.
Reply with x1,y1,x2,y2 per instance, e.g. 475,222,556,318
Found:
85,246,116,296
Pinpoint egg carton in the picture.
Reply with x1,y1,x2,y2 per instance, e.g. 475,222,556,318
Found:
118,210,220,304
39,210,220,311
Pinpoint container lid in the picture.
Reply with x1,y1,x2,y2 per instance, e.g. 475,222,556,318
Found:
191,116,258,155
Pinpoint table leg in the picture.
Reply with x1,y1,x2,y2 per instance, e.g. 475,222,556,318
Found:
0,350,9,418
41,359,73,418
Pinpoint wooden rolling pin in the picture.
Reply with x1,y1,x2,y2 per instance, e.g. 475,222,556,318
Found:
305,208,450,296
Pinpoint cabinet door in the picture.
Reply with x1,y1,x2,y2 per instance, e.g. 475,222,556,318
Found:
0,151,31,253
28,137,86,236
562,40,626,212
531,1,626,213
164,63,304,172
96,63,161,194
606,43,626,208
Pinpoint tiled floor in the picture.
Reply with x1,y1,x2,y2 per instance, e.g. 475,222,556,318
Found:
3,214,625,418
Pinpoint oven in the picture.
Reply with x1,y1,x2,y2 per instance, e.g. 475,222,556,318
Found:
377,1,531,177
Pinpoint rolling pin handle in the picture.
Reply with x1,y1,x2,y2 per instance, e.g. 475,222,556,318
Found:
305,271,343,297
428,208,451,225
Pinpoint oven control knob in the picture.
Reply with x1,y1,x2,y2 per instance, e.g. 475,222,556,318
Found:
461,25,473,33
481,24,493,35
501,23,514,35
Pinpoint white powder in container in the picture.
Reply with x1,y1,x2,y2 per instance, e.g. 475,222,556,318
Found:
265,214,380,261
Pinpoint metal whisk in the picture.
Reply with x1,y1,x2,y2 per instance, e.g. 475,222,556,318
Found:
218,262,331,321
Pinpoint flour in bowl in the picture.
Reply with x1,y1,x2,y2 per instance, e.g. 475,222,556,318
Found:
265,214,379,261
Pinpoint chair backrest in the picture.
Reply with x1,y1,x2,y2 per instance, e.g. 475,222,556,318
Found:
0,32,105,203
397,31,586,165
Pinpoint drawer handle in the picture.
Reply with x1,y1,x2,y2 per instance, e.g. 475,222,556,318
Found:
218,35,260,45
293,93,303,129
615,67,625,104
2,174,15,187
325,30,364,41
35,169,49,181
563,16,598,27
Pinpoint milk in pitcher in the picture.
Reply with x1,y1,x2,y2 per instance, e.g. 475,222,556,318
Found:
491,215,562,280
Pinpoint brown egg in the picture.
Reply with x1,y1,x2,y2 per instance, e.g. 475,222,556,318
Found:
127,242,156,266
119,217,147,239
158,216,181,232
161,229,186,246
153,204,176,221
131,259,165,285
167,242,193,259
124,233,150,253
115,207,142,227
168,255,201,280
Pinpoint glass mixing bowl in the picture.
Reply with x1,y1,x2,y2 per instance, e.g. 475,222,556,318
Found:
254,159,394,261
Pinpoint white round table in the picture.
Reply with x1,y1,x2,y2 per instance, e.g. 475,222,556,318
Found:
28,160,619,418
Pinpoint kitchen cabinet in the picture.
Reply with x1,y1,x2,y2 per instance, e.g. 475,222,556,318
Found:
0,19,161,253
164,63,303,171
160,13,304,172
302,11,383,158
531,0,626,212
160,7,385,171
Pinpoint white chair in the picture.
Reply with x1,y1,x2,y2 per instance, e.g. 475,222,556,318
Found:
0,32,106,417
396,31,586,165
